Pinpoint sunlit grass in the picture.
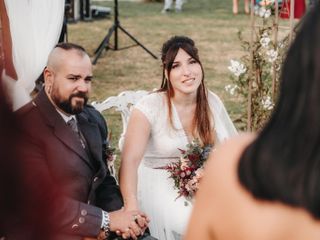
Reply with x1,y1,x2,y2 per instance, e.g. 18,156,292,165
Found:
68,0,292,168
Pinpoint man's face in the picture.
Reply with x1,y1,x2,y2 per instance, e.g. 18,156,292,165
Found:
46,50,93,115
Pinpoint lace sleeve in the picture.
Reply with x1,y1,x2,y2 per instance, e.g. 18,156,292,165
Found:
208,91,238,143
134,93,161,126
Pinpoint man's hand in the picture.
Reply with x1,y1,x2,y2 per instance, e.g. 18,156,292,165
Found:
109,208,149,240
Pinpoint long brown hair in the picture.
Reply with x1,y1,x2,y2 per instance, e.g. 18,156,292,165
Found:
158,36,214,146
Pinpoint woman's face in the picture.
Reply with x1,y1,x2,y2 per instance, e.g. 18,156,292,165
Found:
167,48,203,97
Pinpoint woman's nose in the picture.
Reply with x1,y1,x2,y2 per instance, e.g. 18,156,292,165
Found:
182,65,191,76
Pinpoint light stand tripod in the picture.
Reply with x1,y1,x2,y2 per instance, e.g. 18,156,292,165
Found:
92,0,158,65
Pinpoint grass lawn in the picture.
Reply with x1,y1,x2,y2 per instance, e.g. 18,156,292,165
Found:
67,0,293,162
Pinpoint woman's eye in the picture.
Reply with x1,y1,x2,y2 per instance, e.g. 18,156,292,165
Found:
172,64,178,69
190,59,197,64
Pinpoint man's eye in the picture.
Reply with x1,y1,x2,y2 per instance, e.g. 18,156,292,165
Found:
69,76,79,81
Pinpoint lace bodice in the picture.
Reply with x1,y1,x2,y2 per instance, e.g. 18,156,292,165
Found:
134,91,237,168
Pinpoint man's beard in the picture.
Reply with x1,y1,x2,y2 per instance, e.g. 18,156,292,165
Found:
51,91,88,115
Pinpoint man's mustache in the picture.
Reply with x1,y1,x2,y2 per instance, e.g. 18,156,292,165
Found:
70,92,88,102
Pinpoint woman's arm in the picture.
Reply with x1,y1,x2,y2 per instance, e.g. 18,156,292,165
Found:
119,108,151,211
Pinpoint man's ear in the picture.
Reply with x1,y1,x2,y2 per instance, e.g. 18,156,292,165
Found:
43,67,53,93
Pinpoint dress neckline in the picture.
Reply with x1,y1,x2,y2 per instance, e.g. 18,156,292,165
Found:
171,102,193,144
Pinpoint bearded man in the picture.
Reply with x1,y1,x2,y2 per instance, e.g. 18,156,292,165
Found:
16,43,149,240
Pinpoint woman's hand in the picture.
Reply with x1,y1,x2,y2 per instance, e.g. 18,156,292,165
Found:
109,208,149,239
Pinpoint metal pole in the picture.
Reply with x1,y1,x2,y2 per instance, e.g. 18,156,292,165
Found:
272,0,279,99
289,0,295,43
248,0,255,131
114,0,119,50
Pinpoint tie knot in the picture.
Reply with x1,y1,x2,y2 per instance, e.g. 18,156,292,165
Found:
67,118,78,133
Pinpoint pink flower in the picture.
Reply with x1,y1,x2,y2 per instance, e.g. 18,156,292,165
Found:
195,168,204,179
161,139,213,200
180,157,189,170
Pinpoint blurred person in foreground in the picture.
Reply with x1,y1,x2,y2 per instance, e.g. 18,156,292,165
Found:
0,79,45,239
16,42,149,240
185,4,320,240
0,72,60,240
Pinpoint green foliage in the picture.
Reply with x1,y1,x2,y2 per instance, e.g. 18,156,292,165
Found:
74,0,283,170
227,16,289,131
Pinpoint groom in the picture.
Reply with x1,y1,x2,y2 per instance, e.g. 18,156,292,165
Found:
17,42,151,240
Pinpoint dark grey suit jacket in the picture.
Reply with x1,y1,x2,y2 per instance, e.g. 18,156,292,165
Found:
15,89,123,239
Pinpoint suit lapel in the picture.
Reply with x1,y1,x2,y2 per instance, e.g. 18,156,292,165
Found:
54,120,92,167
34,90,94,169
77,114,105,172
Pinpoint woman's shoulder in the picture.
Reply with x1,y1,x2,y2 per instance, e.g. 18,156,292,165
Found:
207,133,255,176
202,133,256,206
202,132,256,208
207,90,225,110
207,90,222,101
134,91,166,124
136,91,165,106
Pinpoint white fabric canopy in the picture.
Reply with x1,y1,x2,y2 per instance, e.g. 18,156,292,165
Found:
4,0,64,110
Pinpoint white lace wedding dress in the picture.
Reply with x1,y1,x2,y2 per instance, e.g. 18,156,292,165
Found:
134,91,237,240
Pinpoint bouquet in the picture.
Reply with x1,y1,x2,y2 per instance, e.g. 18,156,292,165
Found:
160,139,213,200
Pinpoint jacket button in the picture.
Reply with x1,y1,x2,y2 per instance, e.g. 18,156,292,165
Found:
93,177,99,182
79,217,85,224
87,200,91,204
71,224,79,229
81,209,88,216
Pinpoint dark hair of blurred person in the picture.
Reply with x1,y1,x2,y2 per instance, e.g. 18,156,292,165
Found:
186,3,320,240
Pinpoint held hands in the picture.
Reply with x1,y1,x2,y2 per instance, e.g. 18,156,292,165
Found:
110,207,150,240
83,208,149,240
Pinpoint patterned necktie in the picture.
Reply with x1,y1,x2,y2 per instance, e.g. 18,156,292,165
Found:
67,118,86,149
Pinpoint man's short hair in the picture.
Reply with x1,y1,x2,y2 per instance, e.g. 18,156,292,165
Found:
54,42,87,53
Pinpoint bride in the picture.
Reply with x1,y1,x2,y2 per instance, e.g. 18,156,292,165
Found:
119,36,237,240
